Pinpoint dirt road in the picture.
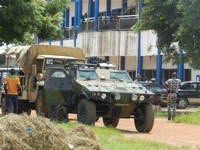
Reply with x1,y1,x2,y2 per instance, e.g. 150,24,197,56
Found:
69,112,200,150
106,117,200,150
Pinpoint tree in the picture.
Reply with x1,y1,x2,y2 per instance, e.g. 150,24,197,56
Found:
0,0,69,45
132,0,200,70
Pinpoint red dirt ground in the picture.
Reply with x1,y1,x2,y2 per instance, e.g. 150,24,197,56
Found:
69,113,200,150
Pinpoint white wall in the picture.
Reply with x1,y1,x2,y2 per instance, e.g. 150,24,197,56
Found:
40,0,197,79
125,56,136,70
143,56,156,70
141,30,157,56
77,31,138,57
192,70,200,81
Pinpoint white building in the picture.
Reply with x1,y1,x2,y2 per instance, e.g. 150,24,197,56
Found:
40,0,200,84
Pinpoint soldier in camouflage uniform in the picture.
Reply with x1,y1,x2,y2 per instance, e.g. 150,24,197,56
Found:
164,72,181,120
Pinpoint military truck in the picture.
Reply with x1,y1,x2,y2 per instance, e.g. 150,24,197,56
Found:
3,44,86,115
43,62,155,133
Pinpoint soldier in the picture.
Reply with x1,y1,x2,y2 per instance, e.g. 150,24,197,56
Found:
164,72,181,120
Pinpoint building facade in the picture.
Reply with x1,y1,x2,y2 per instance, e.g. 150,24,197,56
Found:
41,0,200,85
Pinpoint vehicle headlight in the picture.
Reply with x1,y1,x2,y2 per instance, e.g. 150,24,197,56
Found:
115,93,121,100
140,95,145,101
132,94,138,101
101,93,106,99
150,95,155,99
162,93,167,97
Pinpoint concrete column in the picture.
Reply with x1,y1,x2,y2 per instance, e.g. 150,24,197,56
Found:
66,9,69,27
88,0,93,18
60,39,63,46
122,0,127,15
78,0,82,33
178,50,184,81
74,1,78,47
137,2,144,76
94,0,99,31
156,49,162,85
60,10,65,46
119,0,127,70
48,38,52,45
37,38,40,44
62,10,65,29
106,0,111,16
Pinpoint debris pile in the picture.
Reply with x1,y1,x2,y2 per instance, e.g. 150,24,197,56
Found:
0,114,102,150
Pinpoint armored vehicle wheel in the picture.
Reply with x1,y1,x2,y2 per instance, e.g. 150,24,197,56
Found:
18,100,31,115
134,102,154,133
43,103,50,118
103,117,119,128
49,104,68,122
1,97,6,114
35,90,49,117
77,99,96,125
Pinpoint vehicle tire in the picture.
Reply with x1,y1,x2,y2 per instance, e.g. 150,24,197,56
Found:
177,97,188,109
43,102,50,118
35,90,49,117
134,102,154,133
49,104,68,123
1,97,6,114
102,117,119,128
18,100,31,115
77,99,96,125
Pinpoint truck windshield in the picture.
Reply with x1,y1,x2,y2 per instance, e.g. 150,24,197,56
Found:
77,70,99,80
45,59,85,70
110,71,132,82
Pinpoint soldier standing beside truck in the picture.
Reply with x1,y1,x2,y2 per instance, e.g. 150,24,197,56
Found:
4,69,22,114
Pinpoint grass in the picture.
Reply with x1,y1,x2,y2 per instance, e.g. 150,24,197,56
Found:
57,122,186,150
154,106,200,125
174,107,200,125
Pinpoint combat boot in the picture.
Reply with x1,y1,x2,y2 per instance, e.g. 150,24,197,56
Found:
168,113,171,120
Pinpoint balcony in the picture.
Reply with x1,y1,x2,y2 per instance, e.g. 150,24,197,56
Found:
63,15,138,39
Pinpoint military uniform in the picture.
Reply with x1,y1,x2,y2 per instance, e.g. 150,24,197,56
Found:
165,72,181,120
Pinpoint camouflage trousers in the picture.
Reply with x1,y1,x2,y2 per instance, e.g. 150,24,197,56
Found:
167,93,177,117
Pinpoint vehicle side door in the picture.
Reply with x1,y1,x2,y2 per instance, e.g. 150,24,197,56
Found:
44,68,72,105
180,83,200,104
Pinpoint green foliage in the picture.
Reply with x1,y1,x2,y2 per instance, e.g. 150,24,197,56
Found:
0,0,69,44
132,0,200,69
176,0,200,70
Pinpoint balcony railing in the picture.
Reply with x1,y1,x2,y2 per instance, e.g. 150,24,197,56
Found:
63,15,138,39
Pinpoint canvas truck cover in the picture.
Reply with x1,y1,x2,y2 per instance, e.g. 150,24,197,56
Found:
6,44,85,76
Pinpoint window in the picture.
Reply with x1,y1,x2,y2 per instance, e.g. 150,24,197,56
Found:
77,70,98,80
143,70,156,81
127,70,136,80
51,71,65,78
110,71,132,82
